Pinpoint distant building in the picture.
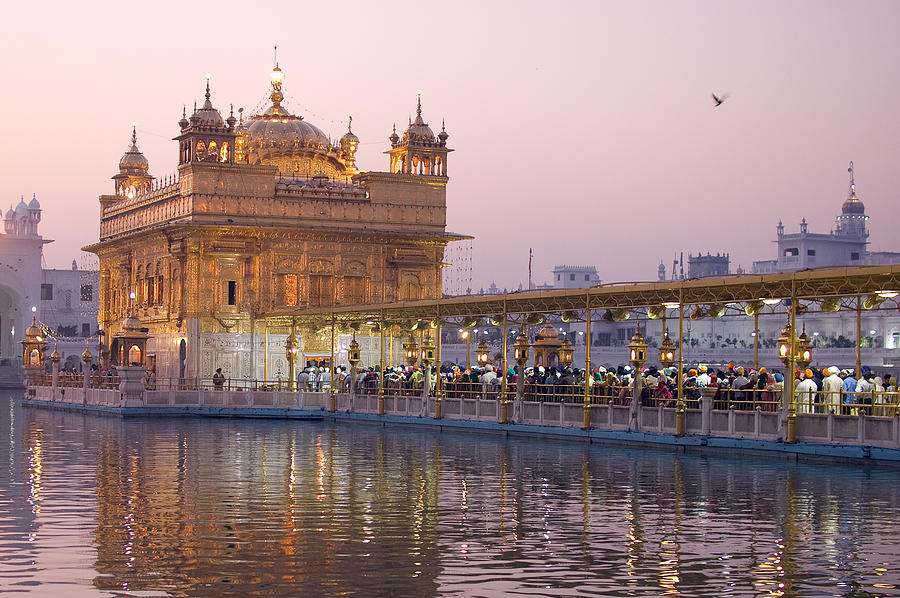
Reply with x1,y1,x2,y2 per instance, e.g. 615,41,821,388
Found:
658,252,730,280
688,253,729,278
553,265,600,289
753,163,900,273
0,195,98,365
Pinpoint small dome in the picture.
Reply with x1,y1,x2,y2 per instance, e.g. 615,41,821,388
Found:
27,194,40,210
190,78,225,128
123,314,142,331
842,192,865,214
5,205,14,220
403,93,436,144
119,127,149,174
15,198,27,217
24,316,42,339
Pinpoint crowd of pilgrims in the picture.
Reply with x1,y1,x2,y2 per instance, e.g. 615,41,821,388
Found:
299,361,897,413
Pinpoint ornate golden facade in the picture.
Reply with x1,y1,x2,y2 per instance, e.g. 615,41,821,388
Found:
85,66,465,382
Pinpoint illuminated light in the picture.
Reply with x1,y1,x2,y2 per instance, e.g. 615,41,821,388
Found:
761,298,782,306
31,306,36,313
877,290,899,298
870,329,877,335
416,89,422,96
205,73,211,80
813,331,819,336
662,302,680,309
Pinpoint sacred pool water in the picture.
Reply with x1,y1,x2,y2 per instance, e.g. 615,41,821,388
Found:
1,392,898,597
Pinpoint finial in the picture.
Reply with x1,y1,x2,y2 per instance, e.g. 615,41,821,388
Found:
194,100,197,111
348,115,353,133
238,107,244,125
131,122,137,146
205,73,211,101
848,160,856,193
274,43,278,68
416,89,422,116
182,105,186,118
230,104,234,117
392,123,396,134
441,119,446,132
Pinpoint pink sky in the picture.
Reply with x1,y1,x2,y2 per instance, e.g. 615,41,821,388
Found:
3,1,899,289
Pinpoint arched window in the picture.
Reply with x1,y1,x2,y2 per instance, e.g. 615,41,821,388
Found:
128,344,142,366
64,290,71,310
208,141,218,159
220,142,229,162
196,141,207,159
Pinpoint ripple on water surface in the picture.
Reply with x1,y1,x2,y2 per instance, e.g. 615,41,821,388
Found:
1,394,899,596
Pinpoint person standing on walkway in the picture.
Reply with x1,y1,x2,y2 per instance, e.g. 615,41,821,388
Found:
213,368,225,390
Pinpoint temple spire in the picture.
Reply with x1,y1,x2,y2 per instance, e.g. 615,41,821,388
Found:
848,160,856,197
205,74,211,101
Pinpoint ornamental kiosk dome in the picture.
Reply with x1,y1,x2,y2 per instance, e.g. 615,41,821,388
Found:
118,126,149,175
190,76,225,128
403,91,436,144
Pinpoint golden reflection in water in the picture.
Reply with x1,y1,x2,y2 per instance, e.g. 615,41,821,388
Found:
625,461,644,589
657,458,684,595
26,428,44,515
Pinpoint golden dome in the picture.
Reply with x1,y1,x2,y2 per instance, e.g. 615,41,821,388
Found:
24,315,42,340
244,66,337,174
537,323,559,341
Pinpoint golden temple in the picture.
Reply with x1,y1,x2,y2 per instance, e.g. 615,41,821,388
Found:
85,65,466,382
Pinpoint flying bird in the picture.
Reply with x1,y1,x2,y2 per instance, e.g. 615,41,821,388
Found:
711,92,730,107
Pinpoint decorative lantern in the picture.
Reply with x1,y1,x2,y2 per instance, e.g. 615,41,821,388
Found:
404,334,418,366
776,322,793,368
348,337,361,366
476,340,490,366
285,332,299,363
421,333,436,365
560,339,574,366
21,314,47,368
513,333,530,365
659,331,676,367
796,325,812,369
628,329,648,368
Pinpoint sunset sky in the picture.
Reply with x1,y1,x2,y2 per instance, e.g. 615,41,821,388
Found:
2,1,899,290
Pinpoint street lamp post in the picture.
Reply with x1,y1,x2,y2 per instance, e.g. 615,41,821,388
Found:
348,336,360,404
505,333,529,424
627,328,648,430
560,339,574,368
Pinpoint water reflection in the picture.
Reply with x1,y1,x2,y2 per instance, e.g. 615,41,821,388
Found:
1,394,900,596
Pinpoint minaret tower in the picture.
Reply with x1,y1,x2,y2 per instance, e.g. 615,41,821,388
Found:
836,161,869,239
386,91,452,176
113,125,153,198
174,75,236,165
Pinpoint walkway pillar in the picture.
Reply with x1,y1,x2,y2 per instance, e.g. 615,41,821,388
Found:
434,311,443,420
582,301,592,430
500,301,509,424
675,290,686,436
378,317,385,415
328,316,336,412
786,283,799,443
82,342,93,393
50,346,60,392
